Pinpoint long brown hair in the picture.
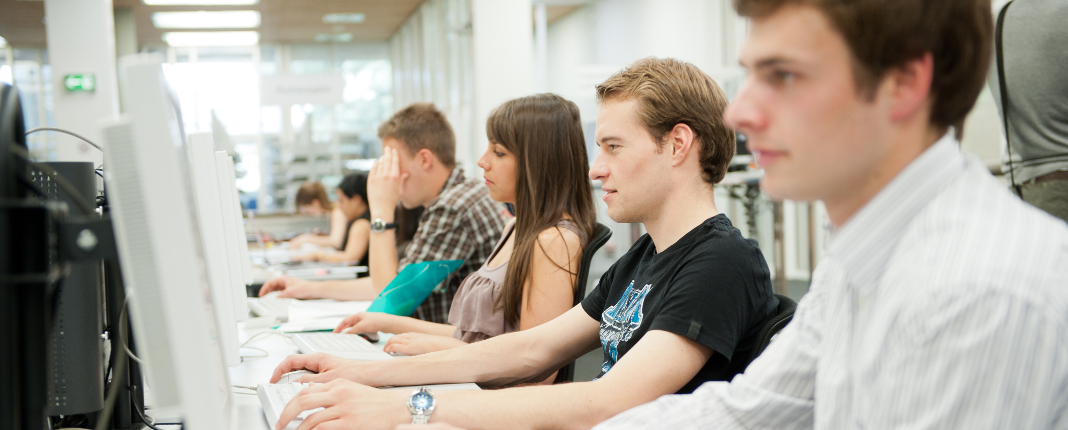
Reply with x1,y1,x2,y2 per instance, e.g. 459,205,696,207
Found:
486,94,597,326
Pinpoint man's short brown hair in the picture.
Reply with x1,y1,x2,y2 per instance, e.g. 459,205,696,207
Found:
596,57,735,185
735,0,992,136
378,103,457,168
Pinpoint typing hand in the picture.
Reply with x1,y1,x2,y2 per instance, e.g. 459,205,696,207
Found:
396,424,468,430
334,312,395,334
384,333,466,356
367,147,408,218
258,275,320,299
287,234,311,249
270,352,360,385
274,379,408,430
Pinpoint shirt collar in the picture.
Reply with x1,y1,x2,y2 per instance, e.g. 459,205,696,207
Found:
428,166,465,208
826,133,969,290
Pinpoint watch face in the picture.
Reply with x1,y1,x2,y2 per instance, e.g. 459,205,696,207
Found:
411,392,433,411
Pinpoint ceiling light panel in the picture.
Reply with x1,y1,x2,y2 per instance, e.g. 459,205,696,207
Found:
152,11,260,29
144,0,258,5
323,13,366,24
163,31,259,46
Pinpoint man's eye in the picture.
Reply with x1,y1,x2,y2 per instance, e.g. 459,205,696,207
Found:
771,70,796,85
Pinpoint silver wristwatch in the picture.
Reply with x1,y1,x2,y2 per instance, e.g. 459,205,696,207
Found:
407,387,436,424
370,218,397,234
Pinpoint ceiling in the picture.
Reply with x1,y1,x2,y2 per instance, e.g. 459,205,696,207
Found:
0,0,582,49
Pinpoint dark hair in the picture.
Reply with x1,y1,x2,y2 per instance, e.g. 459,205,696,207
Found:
295,181,333,211
337,171,368,204
486,93,597,326
377,103,457,168
596,57,736,185
733,0,992,138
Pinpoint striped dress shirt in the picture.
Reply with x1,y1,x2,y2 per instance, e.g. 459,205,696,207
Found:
596,135,1068,429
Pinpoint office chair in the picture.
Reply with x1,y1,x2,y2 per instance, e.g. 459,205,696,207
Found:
553,223,613,384
746,293,798,365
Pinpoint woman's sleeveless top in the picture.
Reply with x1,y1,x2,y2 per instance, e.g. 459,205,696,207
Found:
448,219,583,343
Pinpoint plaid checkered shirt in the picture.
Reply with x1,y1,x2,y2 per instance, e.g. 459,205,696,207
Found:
401,167,506,324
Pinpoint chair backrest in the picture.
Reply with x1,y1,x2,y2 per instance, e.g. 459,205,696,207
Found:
554,223,613,383
746,293,798,365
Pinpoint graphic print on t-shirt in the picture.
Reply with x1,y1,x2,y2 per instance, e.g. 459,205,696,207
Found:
599,280,652,375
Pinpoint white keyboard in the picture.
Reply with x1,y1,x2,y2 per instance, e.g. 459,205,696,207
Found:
298,332,378,352
247,297,291,321
257,383,323,429
291,332,393,361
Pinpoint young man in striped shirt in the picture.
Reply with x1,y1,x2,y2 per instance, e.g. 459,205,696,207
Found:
598,0,1068,428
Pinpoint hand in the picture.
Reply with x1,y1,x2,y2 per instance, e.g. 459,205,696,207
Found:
288,234,311,249
258,275,320,299
275,379,409,430
384,333,464,356
367,147,409,219
334,312,398,334
289,252,323,262
396,424,468,430
270,352,366,384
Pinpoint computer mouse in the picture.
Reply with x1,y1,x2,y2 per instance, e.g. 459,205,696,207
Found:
277,369,315,384
357,332,380,343
388,351,409,357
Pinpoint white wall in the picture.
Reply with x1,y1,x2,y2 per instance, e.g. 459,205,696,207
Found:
44,0,121,165
470,0,534,166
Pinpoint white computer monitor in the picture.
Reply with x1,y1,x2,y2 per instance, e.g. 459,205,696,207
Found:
102,55,235,429
224,155,254,288
214,150,250,320
186,132,241,366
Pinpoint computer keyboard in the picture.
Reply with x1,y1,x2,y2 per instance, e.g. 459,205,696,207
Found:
298,332,378,353
247,297,290,321
257,382,323,428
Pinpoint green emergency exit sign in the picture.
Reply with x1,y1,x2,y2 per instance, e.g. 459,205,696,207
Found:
63,74,96,92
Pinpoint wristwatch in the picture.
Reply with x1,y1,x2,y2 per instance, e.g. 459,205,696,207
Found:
370,218,397,234
407,387,436,424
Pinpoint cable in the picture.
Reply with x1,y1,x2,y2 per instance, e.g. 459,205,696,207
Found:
132,401,162,430
7,143,97,215
118,298,144,364
25,127,103,152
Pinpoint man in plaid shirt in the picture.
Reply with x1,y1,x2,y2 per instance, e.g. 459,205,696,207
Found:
260,103,505,323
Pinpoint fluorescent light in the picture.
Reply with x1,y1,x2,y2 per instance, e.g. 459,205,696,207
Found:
152,11,260,29
314,33,353,43
323,13,365,24
163,31,259,47
144,0,258,5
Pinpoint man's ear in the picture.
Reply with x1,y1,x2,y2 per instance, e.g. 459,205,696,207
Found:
667,123,697,167
416,148,437,171
886,52,934,122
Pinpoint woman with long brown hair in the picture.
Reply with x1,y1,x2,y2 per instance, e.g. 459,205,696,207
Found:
334,94,596,381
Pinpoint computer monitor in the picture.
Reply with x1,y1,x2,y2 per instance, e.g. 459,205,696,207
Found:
102,55,234,429
213,150,250,319
186,132,241,366
221,153,254,288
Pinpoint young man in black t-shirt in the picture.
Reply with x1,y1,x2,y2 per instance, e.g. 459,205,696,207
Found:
267,58,778,430
586,213,775,394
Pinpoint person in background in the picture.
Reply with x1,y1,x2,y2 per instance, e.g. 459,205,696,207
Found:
293,172,371,266
266,58,778,430
259,104,507,324
289,181,350,250
332,95,597,381
989,0,1068,224
595,0,1068,428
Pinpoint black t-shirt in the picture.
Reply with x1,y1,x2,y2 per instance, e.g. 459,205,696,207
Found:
581,214,777,394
